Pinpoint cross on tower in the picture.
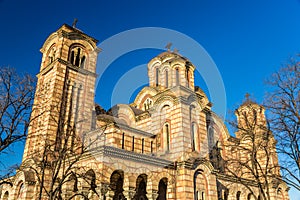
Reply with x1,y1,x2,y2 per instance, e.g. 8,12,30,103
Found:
72,18,78,28
245,93,250,101
165,43,172,51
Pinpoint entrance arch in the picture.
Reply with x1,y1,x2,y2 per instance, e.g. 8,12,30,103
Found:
110,170,126,200
156,178,167,200
134,174,148,200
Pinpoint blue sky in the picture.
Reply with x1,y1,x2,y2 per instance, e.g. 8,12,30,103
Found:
0,0,300,198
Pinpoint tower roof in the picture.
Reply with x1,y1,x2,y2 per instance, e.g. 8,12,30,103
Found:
154,51,189,62
40,23,98,53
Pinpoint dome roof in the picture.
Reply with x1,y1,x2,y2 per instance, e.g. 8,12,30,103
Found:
155,51,189,62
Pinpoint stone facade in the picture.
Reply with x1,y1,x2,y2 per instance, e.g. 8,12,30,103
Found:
0,25,290,200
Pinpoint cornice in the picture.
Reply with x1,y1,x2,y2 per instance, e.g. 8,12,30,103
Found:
116,123,155,138
37,58,97,78
88,146,173,168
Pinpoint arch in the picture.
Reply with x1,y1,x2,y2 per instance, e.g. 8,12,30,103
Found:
208,126,215,150
40,32,59,54
68,44,87,68
159,103,171,130
147,60,161,74
133,87,158,110
142,138,145,153
155,67,159,87
134,174,148,200
2,191,9,200
143,97,153,111
12,171,27,198
111,104,137,127
122,132,125,149
154,94,176,114
132,136,135,151
46,43,57,65
210,112,231,141
165,70,169,88
236,191,241,200
247,193,255,200
40,25,98,55
15,181,25,199
85,169,97,192
193,162,216,200
193,169,207,200
68,172,78,192
277,188,285,200
194,169,208,200
110,170,126,200
156,178,167,200
223,190,229,200
163,122,170,152
186,67,190,88
175,68,180,86
191,122,200,152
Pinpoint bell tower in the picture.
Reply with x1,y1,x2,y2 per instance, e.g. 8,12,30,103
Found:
22,24,100,161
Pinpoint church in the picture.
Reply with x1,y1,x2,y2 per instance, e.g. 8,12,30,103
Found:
0,24,290,200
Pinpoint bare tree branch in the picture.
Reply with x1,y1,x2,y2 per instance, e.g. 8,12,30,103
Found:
0,66,35,180
265,56,300,191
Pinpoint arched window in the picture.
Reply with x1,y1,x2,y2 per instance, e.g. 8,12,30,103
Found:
277,188,285,200
150,141,153,153
194,170,207,200
224,190,228,200
47,45,56,64
75,48,81,66
163,123,170,152
122,133,125,149
190,105,199,151
191,123,195,151
134,174,148,200
110,170,125,200
156,68,159,86
69,172,78,192
132,136,135,151
157,178,167,200
142,138,144,153
143,98,153,111
165,70,169,87
80,56,86,68
69,45,86,68
3,191,9,200
85,169,97,192
236,191,241,200
176,68,180,86
186,68,190,88
17,182,25,198
70,51,75,65
208,126,214,150
191,123,199,151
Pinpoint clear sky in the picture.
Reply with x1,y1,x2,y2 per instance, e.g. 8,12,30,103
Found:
0,0,300,198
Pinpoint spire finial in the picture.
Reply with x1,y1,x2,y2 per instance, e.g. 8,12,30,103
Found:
245,93,250,102
165,42,172,52
72,18,78,28
173,48,179,54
